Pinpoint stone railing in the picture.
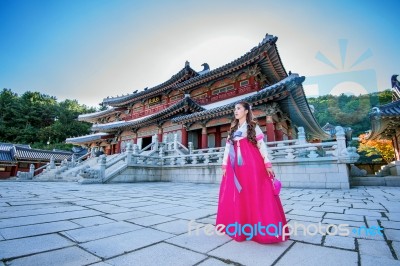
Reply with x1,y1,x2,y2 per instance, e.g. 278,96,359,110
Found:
56,126,361,189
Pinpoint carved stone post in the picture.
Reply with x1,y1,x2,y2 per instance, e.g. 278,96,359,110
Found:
298,127,307,145
29,164,35,179
50,155,55,169
99,155,106,180
126,143,133,165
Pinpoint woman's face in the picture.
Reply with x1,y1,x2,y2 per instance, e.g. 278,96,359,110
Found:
234,104,248,120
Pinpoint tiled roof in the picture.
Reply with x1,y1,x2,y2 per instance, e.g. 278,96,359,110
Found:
92,96,205,132
0,150,15,163
66,132,114,144
99,34,286,108
174,35,286,92
370,100,400,118
78,108,120,122
14,146,73,161
172,74,329,139
0,143,30,151
102,63,198,106
172,74,298,123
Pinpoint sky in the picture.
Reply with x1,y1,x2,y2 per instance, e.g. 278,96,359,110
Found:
0,0,399,108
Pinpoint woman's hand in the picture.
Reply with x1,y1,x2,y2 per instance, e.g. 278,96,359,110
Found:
266,167,275,177
222,168,226,177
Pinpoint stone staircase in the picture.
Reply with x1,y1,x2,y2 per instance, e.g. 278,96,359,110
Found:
375,160,400,176
34,154,121,182
351,161,400,187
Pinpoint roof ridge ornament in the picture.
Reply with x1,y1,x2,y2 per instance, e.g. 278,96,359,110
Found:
185,61,190,67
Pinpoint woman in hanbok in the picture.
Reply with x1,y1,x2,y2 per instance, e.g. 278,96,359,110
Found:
216,101,289,243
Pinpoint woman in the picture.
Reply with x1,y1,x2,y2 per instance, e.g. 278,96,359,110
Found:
216,101,289,243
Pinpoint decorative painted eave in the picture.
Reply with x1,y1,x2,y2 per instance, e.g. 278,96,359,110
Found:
366,99,400,140
175,34,287,93
280,78,331,139
102,63,199,107
172,74,299,123
92,96,205,132
66,132,115,144
78,108,121,122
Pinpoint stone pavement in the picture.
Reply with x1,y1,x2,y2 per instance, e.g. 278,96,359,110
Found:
0,182,399,266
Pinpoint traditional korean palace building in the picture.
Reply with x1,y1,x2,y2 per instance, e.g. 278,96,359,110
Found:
0,143,75,179
67,34,329,154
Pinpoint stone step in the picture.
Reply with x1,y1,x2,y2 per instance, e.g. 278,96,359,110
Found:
351,176,400,187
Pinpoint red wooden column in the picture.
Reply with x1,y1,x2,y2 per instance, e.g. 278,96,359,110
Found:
275,122,284,141
393,132,400,160
181,125,188,147
157,127,163,142
266,115,276,142
133,132,138,144
201,126,208,149
215,126,221,147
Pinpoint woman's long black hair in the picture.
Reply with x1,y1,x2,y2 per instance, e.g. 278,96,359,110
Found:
229,101,257,146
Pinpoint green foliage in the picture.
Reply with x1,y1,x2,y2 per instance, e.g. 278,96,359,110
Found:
307,89,393,136
0,88,98,151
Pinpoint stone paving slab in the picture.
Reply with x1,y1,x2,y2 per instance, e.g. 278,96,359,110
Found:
197,258,230,265
208,239,293,265
104,210,153,221
0,205,85,219
127,214,177,226
166,225,232,253
323,235,355,250
358,239,394,259
5,246,101,266
61,221,143,243
0,182,399,265
0,220,80,240
103,242,207,266
70,216,115,227
151,219,205,235
0,209,103,229
274,242,358,266
360,254,400,266
0,234,74,260
79,228,174,259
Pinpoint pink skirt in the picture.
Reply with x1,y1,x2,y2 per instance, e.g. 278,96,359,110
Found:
216,138,289,243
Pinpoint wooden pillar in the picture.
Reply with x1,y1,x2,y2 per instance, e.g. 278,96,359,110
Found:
215,126,221,147
157,127,163,143
181,125,188,147
266,115,275,142
117,138,122,153
275,122,284,141
201,126,208,149
394,132,400,161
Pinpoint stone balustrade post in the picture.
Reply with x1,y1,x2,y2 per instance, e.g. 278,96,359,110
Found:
99,155,106,179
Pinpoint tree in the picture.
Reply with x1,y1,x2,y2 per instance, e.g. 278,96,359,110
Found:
358,133,395,163
0,88,98,151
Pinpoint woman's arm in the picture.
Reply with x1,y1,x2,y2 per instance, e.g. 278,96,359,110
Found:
255,125,274,174
221,136,230,175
